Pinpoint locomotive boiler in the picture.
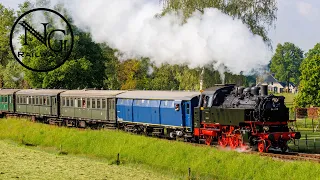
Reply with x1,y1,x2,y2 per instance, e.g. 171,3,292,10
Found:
193,84,301,152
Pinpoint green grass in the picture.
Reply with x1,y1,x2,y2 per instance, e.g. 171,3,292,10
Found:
0,140,174,180
1,118,320,180
272,92,296,105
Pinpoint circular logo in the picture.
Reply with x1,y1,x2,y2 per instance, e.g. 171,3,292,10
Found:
10,8,74,72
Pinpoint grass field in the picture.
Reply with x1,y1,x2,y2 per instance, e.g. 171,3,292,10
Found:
1,118,320,180
0,140,175,180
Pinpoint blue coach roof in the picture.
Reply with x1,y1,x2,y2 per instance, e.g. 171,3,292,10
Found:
116,90,200,100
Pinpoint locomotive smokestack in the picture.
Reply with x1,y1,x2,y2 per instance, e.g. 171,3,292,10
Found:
260,85,268,96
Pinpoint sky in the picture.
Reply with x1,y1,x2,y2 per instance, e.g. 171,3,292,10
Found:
1,0,319,53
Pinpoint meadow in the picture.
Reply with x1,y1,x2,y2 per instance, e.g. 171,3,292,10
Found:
0,140,173,180
1,118,320,180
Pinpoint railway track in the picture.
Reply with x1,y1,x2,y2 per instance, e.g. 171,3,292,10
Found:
247,151,320,163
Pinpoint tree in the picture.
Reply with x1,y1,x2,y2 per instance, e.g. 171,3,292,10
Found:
116,59,151,90
0,60,26,88
295,43,320,107
161,0,277,48
17,1,106,89
270,42,304,90
0,4,16,87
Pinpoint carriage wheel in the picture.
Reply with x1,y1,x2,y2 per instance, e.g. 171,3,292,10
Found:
205,136,213,145
258,140,267,153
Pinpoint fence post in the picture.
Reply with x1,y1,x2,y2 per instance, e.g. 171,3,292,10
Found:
188,167,191,180
306,134,308,150
117,153,120,165
312,118,314,132
314,138,316,151
305,118,307,128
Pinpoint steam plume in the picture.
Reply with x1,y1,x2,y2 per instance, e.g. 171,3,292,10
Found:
65,0,271,75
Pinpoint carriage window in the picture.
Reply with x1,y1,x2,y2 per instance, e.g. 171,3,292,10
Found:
70,98,73,107
36,97,38,105
92,99,96,108
66,98,70,107
78,98,81,108
102,99,106,109
31,97,34,105
43,97,47,105
62,97,65,107
87,98,91,108
186,104,190,114
175,104,180,111
47,97,50,106
82,99,86,108
97,99,101,109
4,96,7,103
9,96,12,103
55,98,57,105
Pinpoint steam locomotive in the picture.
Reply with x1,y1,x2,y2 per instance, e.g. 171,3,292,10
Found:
194,84,301,152
0,84,300,153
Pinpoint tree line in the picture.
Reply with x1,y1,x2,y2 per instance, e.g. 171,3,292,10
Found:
2,0,319,107
2,0,273,91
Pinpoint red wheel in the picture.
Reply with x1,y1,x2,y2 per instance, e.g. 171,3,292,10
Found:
205,136,212,146
218,136,227,147
229,137,239,149
258,140,267,153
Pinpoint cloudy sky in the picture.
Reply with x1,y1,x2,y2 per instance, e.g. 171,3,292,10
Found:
1,0,319,52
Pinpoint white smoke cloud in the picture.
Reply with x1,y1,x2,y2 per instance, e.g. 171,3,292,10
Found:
62,0,271,75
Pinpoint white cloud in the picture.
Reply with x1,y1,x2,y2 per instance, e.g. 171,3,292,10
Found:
296,1,315,17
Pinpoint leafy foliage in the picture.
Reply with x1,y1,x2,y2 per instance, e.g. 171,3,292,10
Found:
0,4,16,87
0,1,266,91
270,42,304,86
161,0,278,48
295,43,320,107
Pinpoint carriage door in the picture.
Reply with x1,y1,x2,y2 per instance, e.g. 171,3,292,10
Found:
108,98,115,121
51,96,56,116
183,101,191,127
8,95,12,112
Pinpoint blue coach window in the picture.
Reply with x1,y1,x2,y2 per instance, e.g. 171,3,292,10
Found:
175,104,180,111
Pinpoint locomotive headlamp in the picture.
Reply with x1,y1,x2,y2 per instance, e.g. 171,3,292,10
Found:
263,126,269,131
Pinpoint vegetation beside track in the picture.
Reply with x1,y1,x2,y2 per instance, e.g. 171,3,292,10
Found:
0,140,173,180
1,118,320,179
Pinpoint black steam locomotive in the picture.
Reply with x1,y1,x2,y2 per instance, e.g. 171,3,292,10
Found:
194,84,301,152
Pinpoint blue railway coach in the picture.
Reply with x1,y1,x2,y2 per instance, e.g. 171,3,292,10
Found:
116,91,200,139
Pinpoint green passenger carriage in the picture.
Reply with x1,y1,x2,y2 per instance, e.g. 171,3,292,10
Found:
59,90,126,128
0,89,20,116
15,89,66,118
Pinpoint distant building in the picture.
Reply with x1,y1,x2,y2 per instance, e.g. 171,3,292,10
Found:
256,73,297,94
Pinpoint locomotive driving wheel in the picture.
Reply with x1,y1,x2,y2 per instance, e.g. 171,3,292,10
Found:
205,136,213,145
258,140,268,153
229,136,239,149
218,135,227,147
